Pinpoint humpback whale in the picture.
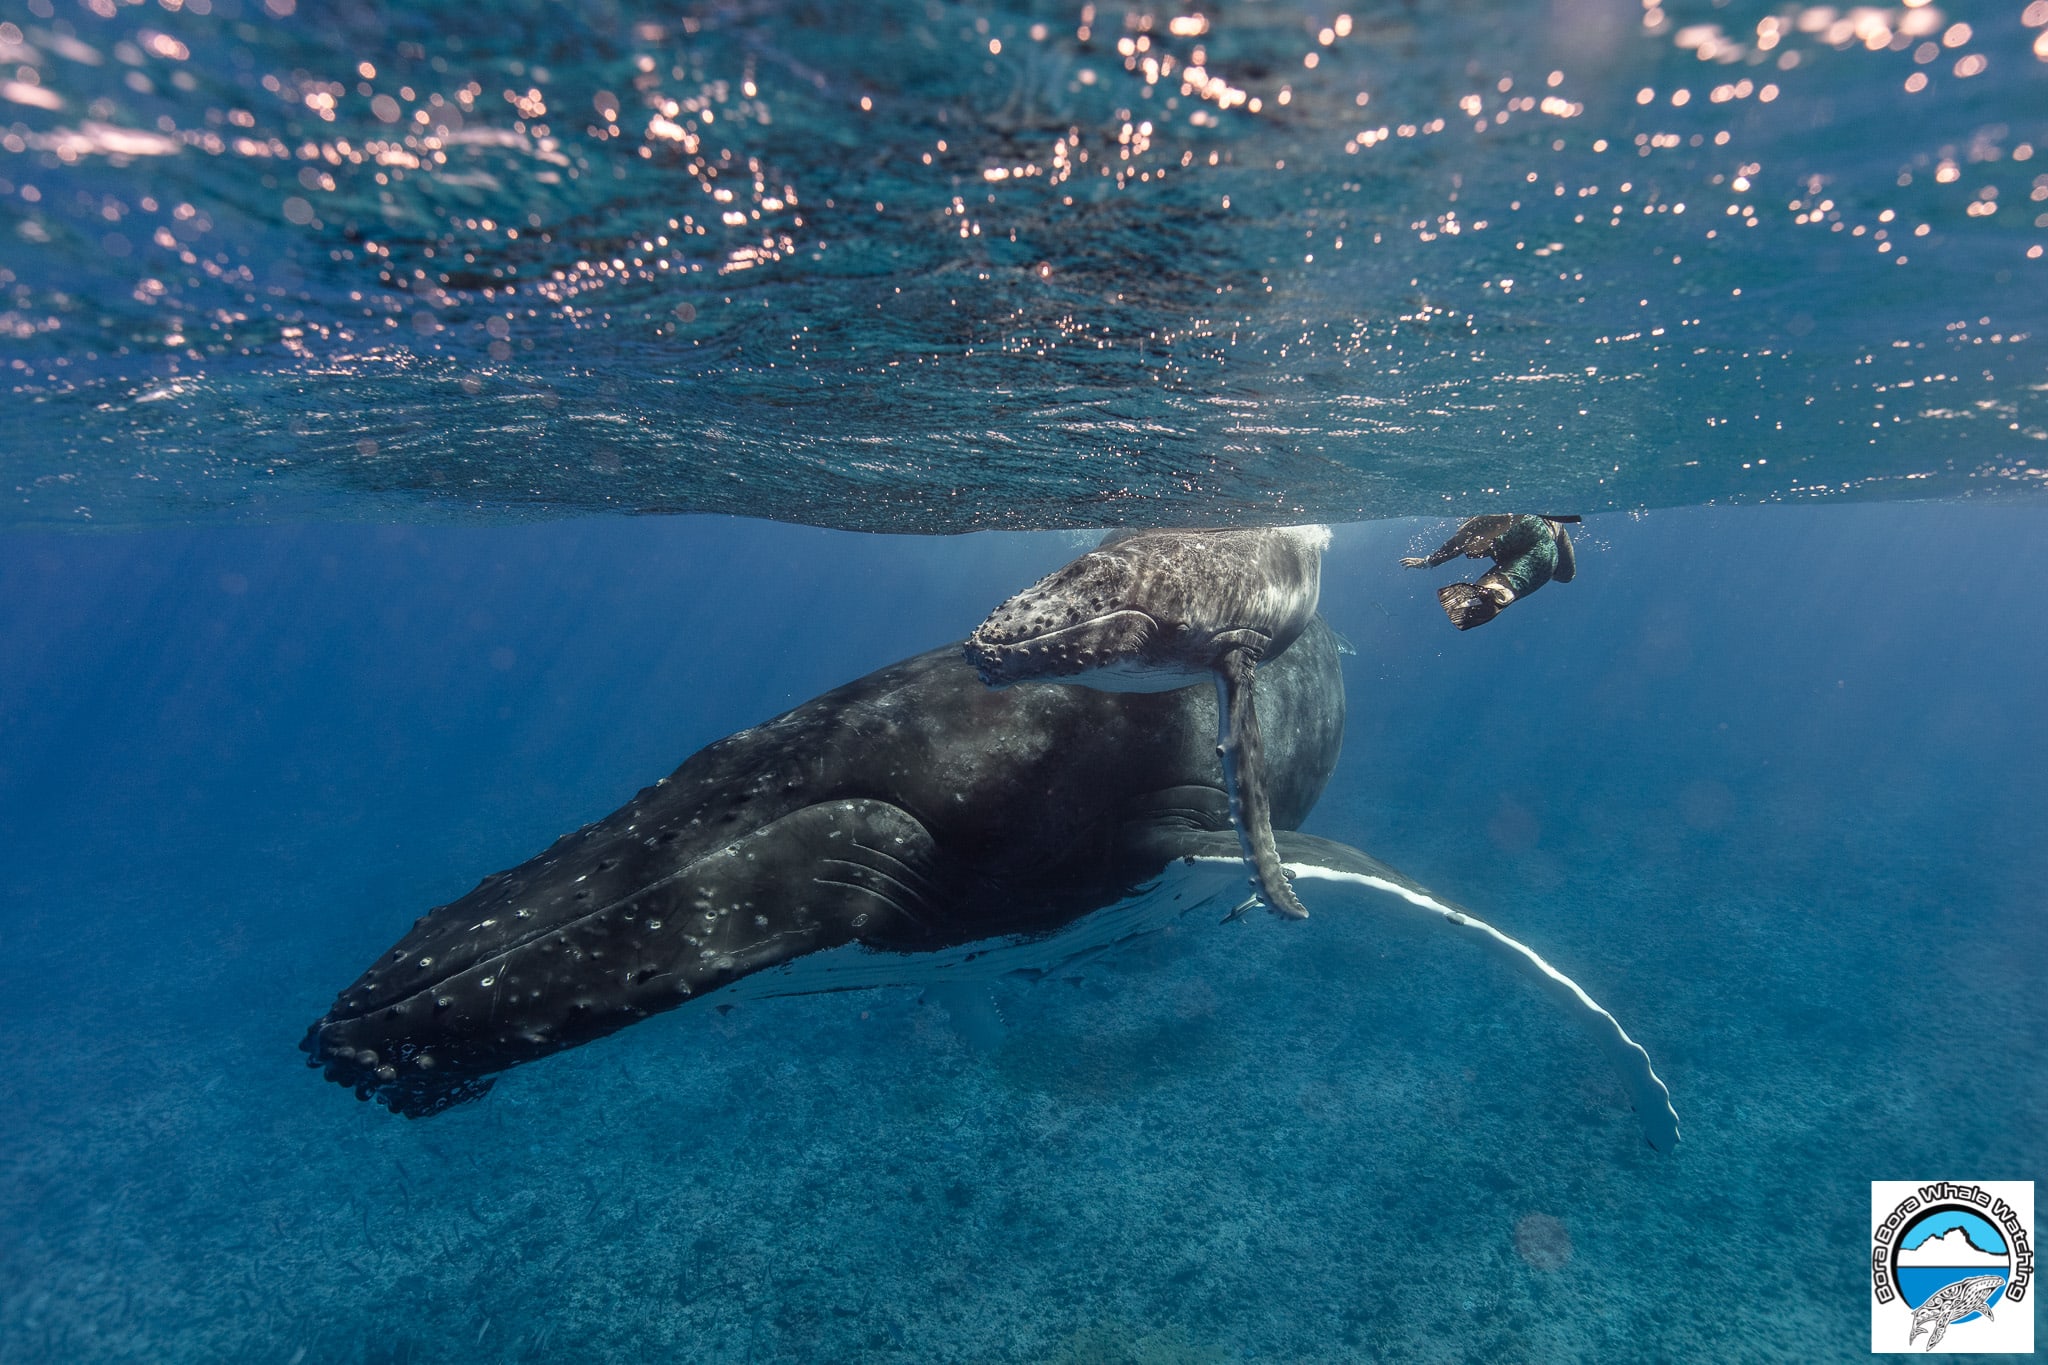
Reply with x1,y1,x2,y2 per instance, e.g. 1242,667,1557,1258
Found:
1908,1275,2004,1351
962,527,1327,919
301,616,1678,1152
305,617,1340,1117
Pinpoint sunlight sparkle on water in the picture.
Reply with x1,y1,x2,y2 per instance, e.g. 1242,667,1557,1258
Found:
0,0,2043,528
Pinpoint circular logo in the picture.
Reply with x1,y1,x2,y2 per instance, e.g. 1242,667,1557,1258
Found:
1890,1203,2013,1350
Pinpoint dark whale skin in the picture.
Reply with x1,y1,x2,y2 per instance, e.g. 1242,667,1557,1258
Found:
301,619,1345,1117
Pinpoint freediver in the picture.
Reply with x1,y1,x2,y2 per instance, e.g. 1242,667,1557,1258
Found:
1400,514,1580,630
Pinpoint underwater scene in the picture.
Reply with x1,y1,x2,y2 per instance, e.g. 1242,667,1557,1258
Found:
2,0,2044,1361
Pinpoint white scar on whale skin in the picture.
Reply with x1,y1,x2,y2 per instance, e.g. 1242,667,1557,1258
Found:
1195,855,1683,1153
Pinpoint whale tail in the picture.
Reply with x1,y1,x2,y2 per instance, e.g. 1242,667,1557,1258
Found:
1438,582,1501,630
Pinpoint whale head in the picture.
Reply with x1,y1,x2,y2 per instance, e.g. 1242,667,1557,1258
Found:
300,814,761,1117
297,876,639,1118
961,544,1202,692
962,527,1327,692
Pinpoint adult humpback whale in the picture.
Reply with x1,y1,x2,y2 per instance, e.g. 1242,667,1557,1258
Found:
304,619,1341,1117
301,617,1678,1151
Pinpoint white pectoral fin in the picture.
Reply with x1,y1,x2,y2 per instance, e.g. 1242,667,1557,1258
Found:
1211,653,1309,920
1297,861,1683,1153
1189,831,1681,1152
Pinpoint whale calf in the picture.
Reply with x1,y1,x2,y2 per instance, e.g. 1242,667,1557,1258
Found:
962,526,1327,919
301,616,1678,1152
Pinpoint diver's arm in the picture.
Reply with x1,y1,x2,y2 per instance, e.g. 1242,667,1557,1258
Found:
1401,516,1502,569
1399,539,1463,570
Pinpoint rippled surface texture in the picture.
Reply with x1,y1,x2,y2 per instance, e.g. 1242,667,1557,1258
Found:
2,0,2045,528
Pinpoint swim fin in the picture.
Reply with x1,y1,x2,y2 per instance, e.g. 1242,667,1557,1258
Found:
1438,582,1501,630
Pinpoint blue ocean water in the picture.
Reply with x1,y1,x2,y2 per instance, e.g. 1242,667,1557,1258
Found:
3,0,2047,1360
1,507,2043,1361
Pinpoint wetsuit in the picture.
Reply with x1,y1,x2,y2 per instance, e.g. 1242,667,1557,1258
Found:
1401,514,1576,630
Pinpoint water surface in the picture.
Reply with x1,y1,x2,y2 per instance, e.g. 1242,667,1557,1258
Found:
3,0,2045,527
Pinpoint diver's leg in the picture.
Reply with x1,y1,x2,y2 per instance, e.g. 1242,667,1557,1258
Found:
1436,573,1512,629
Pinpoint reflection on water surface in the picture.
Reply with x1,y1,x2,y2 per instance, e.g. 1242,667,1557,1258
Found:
2,0,2044,527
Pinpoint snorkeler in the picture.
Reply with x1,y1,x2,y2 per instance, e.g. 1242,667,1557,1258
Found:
1400,514,1580,630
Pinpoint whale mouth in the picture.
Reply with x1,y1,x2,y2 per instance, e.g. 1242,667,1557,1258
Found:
962,611,1159,686
299,1017,499,1117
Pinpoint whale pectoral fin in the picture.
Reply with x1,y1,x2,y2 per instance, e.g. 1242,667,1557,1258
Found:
795,799,949,948
1170,829,1681,1152
1212,649,1308,920
698,799,949,971
1284,832,1680,1152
